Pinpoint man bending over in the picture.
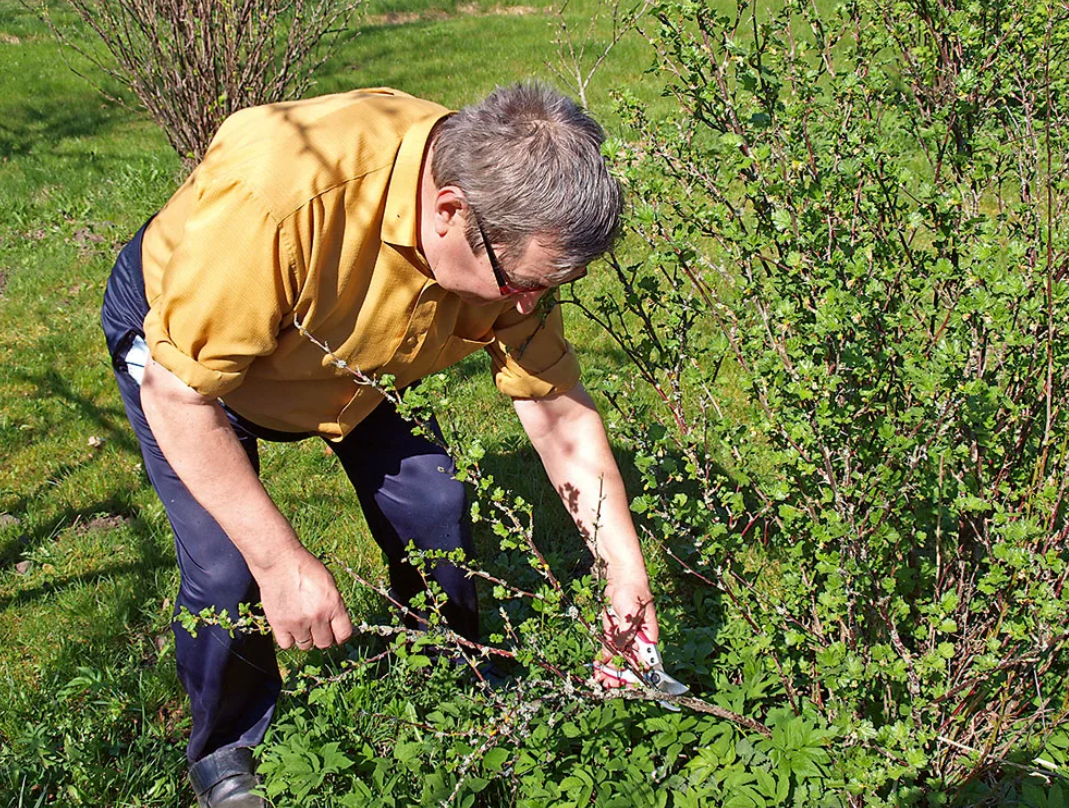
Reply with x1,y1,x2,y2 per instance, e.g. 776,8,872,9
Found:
101,83,658,807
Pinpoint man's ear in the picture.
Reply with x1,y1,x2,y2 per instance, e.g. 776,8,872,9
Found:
433,186,466,237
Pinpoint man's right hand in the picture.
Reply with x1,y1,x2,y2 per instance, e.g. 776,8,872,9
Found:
255,548,354,650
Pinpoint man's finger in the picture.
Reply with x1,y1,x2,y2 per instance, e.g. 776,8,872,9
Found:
593,659,645,689
275,629,295,650
310,620,334,649
593,664,626,688
332,610,354,646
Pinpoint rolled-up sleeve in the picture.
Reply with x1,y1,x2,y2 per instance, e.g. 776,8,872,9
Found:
488,296,581,399
143,180,296,399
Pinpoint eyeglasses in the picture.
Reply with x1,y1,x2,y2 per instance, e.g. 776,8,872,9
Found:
469,208,548,297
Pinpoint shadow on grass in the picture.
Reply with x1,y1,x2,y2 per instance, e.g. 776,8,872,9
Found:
0,468,126,565
0,364,143,564
0,494,188,805
0,90,135,160
0,493,171,610
0,553,168,616
9,364,141,455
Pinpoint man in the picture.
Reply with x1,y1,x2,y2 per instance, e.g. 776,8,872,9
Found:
101,83,658,807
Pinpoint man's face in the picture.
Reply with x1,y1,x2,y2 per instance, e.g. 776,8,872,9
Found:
423,189,581,315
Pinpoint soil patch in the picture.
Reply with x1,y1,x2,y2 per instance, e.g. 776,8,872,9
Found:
75,514,130,535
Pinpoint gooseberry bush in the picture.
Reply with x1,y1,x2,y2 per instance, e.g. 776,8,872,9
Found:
243,324,813,807
255,1,1069,805
575,0,1069,802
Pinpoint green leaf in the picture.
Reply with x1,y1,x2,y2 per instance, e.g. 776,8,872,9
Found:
394,741,422,765
482,747,510,773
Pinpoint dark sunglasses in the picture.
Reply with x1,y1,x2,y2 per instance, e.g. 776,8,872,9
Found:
469,208,549,297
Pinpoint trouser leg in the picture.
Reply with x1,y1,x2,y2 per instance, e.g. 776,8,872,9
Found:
109,359,281,763
102,226,279,763
330,399,480,642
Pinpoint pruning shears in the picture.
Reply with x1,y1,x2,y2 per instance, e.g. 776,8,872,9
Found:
594,608,690,710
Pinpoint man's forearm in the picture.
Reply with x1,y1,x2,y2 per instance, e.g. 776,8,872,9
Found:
514,385,648,579
140,357,352,649
515,384,659,647
140,358,303,574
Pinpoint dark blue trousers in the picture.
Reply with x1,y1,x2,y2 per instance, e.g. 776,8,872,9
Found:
101,226,478,762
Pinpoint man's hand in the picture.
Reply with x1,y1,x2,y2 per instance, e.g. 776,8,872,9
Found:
255,547,353,651
595,570,660,687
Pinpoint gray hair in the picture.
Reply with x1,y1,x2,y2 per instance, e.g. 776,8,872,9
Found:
431,82,623,283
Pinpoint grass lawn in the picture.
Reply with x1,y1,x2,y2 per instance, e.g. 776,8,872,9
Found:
0,1,677,803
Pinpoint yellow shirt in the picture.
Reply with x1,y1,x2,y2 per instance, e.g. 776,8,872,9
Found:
141,88,580,440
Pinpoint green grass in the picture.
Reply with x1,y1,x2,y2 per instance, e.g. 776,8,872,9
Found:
0,1,677,803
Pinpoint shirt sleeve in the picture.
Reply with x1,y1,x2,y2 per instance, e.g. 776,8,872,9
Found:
487,294,581,399
142,178,297,399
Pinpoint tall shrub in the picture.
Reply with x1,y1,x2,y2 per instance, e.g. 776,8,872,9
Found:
590,0,1069,799
32,0,361,163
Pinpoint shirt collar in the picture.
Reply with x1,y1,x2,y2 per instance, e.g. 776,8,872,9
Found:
381,108,453,252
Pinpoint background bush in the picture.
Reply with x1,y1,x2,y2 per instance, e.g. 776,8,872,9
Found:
27,0,362,163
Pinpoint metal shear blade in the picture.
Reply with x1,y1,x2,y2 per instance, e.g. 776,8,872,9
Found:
597,616,690,709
